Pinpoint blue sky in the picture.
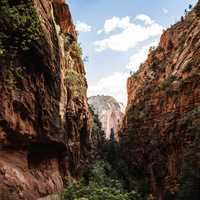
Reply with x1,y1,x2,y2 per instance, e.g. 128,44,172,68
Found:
67,0,197,103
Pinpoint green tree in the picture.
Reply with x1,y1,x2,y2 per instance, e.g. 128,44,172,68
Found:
61,161,142,200
89,105,105,146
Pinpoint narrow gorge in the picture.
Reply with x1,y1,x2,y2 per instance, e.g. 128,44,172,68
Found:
0,0,200,200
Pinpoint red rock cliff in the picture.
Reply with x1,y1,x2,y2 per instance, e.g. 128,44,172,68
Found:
0,0,91,199
120,2,200,200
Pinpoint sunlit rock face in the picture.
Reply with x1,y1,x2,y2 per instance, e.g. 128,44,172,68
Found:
0,0,91,199
120,1,200,199
88,95,124,139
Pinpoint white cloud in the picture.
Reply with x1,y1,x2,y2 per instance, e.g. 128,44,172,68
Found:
98,16,131,34
94,15,163,52
88,72,129,103
162,8,169,14
135,14,154,25
76,21,91,32
126,40,159,71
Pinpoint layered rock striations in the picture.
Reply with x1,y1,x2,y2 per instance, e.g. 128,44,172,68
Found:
120,2,200,200
0,0,91,199
88,95,124,139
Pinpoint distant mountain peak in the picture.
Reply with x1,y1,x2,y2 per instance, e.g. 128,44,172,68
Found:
88,95,124,139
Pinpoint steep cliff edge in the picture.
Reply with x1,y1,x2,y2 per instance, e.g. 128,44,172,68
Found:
120,2,200,200
88,95,124,139
0,0,91,199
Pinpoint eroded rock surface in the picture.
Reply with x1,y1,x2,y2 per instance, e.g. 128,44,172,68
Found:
0,0,91,199
120,2,200,200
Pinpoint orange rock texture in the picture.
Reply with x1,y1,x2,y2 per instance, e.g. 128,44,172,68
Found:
119,2,200,199
0,0,91,199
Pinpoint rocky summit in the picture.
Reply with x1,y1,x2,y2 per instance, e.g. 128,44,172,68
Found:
88,95,124,139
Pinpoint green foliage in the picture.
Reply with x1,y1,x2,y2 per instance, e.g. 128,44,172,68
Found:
76,43,83,57
0,0,41,58
179,73,200,92
149,58,166,72
149,46,156,53
102,130,149,197
71,42,83,58
89,161,119,187
182,61,193,73
147,46,167,73
89,105,105,145
61,161,142,200
158,75,179,90
130,71,139,80
65,69,86,99
60,105,147,200
148,46,164,57
64,34,73,52
61,183,141,200
4,67,23,88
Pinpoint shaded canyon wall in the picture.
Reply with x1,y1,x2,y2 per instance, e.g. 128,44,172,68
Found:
0,0,91,199
120,2,200,199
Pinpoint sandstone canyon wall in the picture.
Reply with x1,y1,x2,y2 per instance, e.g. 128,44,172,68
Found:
0,0,91,199
120,2,200,200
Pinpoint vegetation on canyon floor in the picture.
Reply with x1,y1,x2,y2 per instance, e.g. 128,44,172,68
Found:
60,103,200,200
60,109,144,200
60,160,142,200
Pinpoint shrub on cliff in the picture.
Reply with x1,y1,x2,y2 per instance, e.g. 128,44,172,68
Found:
64,34,73,52
70,42,83,58
65,69,86,99
181,60,193,73
158,75,179,90
75,43,83,57
0,0,41,59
